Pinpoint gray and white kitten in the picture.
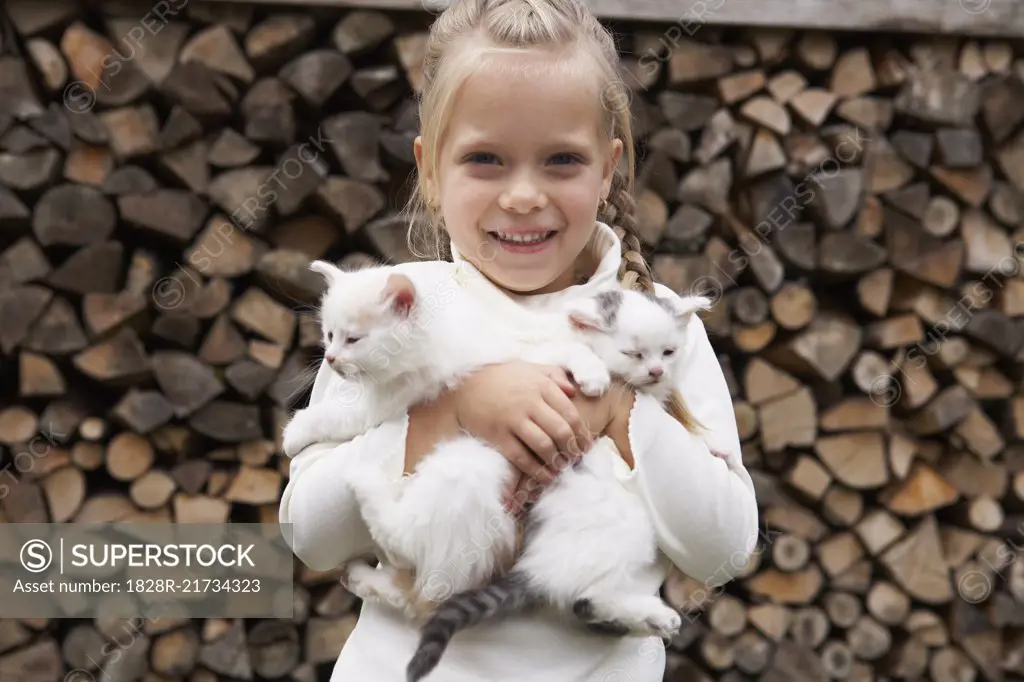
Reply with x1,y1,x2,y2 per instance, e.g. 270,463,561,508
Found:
406,288,712,682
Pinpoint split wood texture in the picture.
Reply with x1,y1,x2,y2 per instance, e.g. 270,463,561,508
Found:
1,2,1023,681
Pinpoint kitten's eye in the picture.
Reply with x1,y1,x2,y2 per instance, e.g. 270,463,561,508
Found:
326,332,333,342
622,350,643,360
345,335,363,345
663,349,675,357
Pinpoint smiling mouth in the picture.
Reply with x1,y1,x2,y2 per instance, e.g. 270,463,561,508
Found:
489,230,557,244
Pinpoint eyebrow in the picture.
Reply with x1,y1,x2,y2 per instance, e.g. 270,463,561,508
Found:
452,133,597,154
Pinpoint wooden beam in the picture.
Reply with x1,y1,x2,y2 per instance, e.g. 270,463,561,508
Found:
200,0,1024,38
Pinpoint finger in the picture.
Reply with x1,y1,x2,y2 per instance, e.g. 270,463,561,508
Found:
520,475,543,495
514,418,562,473
540,366,575,397
542,384,594,452
508,475,538,517
503,433,555,485
503,472,527,514
529,402,583,469
514,476,548,518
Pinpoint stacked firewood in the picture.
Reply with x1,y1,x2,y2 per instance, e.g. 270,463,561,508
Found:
1,1,1022,680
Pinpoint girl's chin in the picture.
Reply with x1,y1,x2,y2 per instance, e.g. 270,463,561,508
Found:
482,263,576,295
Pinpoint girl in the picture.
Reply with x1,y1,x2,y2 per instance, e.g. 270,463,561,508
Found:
279,0,759,679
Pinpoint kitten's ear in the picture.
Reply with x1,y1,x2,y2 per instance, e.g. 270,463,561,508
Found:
309,260,344,286
381,273,416,317
566,299,607,333
672,295,713,321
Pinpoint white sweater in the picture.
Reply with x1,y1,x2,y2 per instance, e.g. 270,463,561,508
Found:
279,222,760,682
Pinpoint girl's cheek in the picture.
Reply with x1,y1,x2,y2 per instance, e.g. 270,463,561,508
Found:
561,182,599,207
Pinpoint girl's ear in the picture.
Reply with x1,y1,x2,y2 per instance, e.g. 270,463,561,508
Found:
413,135,425,173
309,260,344,286
413,136,435,199
601,138,624,197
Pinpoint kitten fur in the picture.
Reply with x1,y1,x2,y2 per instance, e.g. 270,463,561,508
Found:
405,288,712,682
281,260,614,617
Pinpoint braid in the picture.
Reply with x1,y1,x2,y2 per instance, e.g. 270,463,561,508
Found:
600,167,706,435
601,168,653,293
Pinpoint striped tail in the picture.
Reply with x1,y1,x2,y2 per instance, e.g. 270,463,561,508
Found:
406,570,534,682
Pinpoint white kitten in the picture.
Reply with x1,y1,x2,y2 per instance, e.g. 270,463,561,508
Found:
281,261,611,457
281,260,613,617
406,288,711,682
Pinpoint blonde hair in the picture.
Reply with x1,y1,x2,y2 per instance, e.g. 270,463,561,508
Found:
404,0,703,433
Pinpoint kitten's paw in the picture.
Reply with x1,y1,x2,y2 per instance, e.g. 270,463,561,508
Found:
570,361,611,397
342,562,382,598
645,606,682,640
343,560,413,614
575,595,682,640
404,601,428,622
281,418,315,456
338,560,363,596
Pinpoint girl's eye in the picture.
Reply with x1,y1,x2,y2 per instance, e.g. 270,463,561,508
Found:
550,153,581,165
466,152,499,165
464,152,583,166
663,349,675,357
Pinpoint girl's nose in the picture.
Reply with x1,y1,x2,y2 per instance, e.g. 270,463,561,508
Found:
500,177,547,212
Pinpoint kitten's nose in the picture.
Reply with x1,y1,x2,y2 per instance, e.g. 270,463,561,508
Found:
325,354,337,364
649,367,663,379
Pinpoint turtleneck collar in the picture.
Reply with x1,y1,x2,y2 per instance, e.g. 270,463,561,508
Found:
447,221,622,308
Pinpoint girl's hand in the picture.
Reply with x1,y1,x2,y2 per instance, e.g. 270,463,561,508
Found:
452,361,594,491
504,383,629,515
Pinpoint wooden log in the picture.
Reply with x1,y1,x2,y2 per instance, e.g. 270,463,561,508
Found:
790,606,830,649
846,615,892,662
105,432,154,482
770,281,817,330
709,595,748,637
865,581,910,627
773,534,811,572
821,640,855,679
822,486,864,527
880,516,953,604
824,591,862,629
734,630,772,675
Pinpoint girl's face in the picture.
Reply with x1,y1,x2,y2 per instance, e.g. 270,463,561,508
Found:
415,52,623,295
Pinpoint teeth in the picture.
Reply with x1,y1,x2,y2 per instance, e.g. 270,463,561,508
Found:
495,231,551,243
